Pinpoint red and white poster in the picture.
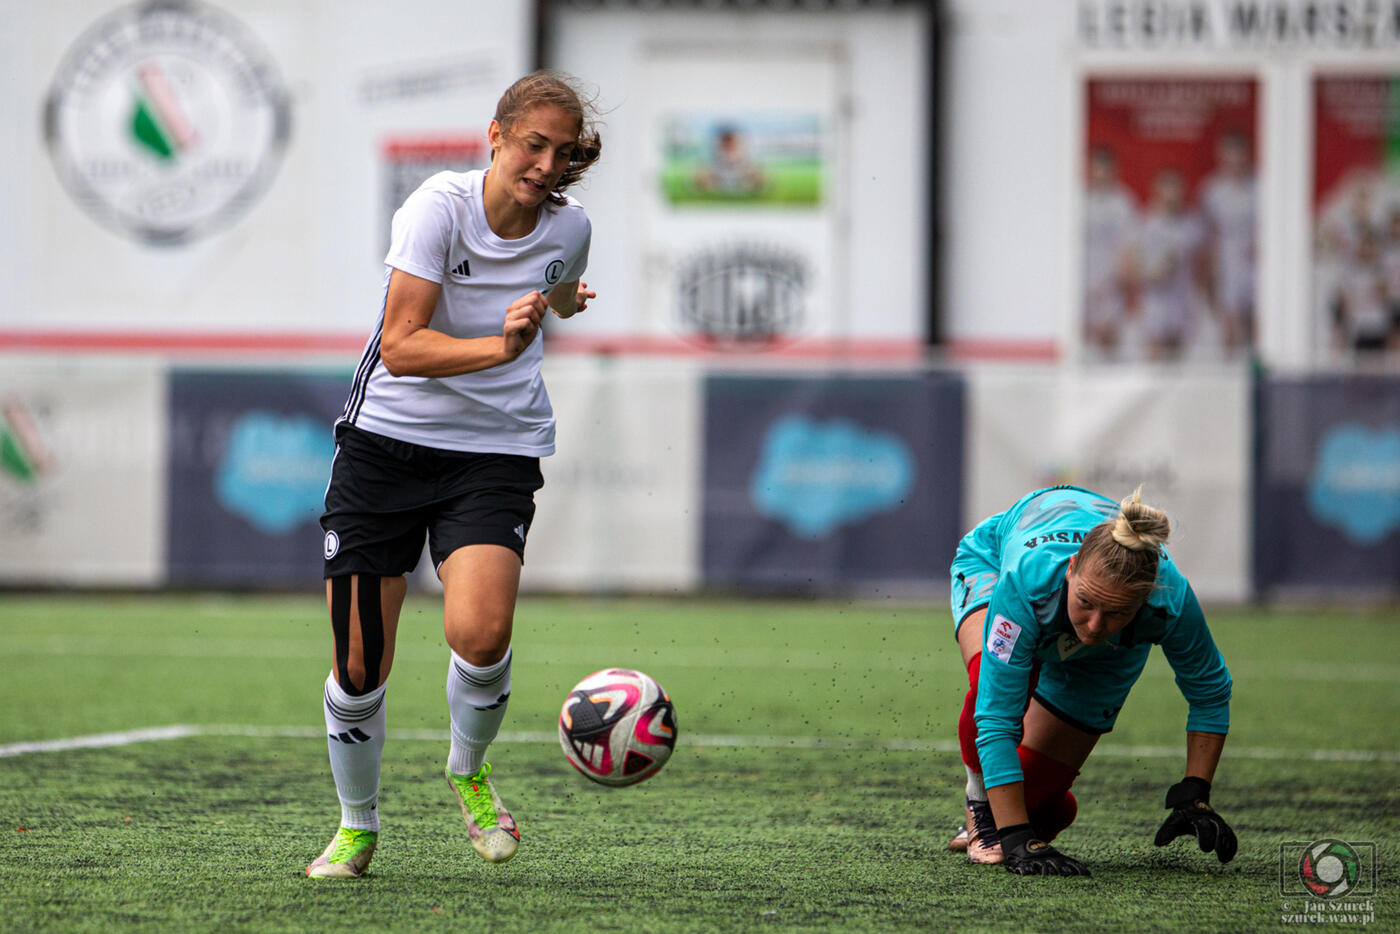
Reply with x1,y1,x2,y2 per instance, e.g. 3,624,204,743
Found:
1082,77,1258,363
1313,74,1400,362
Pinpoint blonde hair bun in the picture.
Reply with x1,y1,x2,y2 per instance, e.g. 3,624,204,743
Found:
1110,485,1171,552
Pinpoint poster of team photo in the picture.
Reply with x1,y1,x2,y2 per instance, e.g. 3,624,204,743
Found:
1082,76,1258,364
1313,73,1400,362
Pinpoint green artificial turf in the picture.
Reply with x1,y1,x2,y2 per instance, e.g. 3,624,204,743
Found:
1,594,1396,932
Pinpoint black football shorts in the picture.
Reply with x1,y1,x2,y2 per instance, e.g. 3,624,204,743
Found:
320,423,543,578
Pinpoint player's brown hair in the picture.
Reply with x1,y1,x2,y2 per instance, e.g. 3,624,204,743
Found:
492,71,602,207
1073,486,1171,604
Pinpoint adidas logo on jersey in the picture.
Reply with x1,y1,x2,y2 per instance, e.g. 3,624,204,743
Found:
450,258,471,277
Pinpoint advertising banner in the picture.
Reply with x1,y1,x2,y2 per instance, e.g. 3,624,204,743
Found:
0,360,165,585
701,372,964,593
964,367,1251,602
1255,375,1400,596
167,369,349,587
527,357,703,592
1312,74,1400,362
1083,77,1259,363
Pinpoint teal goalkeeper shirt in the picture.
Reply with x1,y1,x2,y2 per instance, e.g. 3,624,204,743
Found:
969,486,1233,790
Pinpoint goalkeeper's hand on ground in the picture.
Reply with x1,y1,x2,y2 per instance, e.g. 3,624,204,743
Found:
1153,777,1238,863
998,824,1090,876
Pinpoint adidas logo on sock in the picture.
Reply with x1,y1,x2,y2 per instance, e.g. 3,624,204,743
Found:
451,259,471,277
329,728,373,744
473,691,512,712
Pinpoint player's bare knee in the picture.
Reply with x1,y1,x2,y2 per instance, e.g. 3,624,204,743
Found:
453,640,511,668
446,620,512,667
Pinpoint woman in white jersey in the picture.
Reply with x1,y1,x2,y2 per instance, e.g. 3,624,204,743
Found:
308,72,601,879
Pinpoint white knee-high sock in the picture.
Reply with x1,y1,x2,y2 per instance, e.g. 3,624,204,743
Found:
965,765,988,803
446,648,512,776
322,672,387,831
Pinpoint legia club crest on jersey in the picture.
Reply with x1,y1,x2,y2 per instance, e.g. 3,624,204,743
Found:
43,0,292,246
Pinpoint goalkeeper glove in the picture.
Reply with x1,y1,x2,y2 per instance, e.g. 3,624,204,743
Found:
999,823,1090,876
1153,777,1238,863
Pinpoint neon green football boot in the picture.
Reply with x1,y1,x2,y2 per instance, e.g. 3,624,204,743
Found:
306,827,378,879
445,762,519,864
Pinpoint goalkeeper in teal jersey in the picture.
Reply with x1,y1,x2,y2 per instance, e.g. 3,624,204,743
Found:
946,485,1237,876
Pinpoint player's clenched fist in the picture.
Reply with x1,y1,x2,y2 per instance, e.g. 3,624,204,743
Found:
504,290,547,357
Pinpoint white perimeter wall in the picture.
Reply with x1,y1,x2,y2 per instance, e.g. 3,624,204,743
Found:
0,0,531,340
546,3,930,346
7,0,1398,364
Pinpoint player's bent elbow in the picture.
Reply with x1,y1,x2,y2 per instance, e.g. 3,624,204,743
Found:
378,339,417,378
379,353,409,378
1180,677,1232,713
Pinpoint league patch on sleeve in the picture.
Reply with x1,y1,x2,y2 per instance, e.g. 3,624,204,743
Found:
987,614,1022,663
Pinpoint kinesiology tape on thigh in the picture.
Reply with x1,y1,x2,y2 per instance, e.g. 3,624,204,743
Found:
329,575,386,696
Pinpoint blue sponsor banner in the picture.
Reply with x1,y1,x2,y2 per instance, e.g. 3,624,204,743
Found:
1254,375,1400,595
167,369,349,587
702,372,964,592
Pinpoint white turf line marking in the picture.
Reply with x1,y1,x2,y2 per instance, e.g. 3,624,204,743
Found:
0,725,202,757
10,639,1400,683
8,639,940,673
2,724,1397,763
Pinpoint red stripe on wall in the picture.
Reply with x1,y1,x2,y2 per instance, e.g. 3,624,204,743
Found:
941,338,1060,362
0,330,1058,362
0,330,369,355
541,335,929,360
0,330,931,361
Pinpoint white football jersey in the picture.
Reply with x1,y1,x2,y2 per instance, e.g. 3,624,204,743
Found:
1138,209,1205,341
1083,184,1137,290
1200,173,1256,315
342,170,590,455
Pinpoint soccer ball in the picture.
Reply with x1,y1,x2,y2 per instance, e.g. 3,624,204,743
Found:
558,668,677,786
